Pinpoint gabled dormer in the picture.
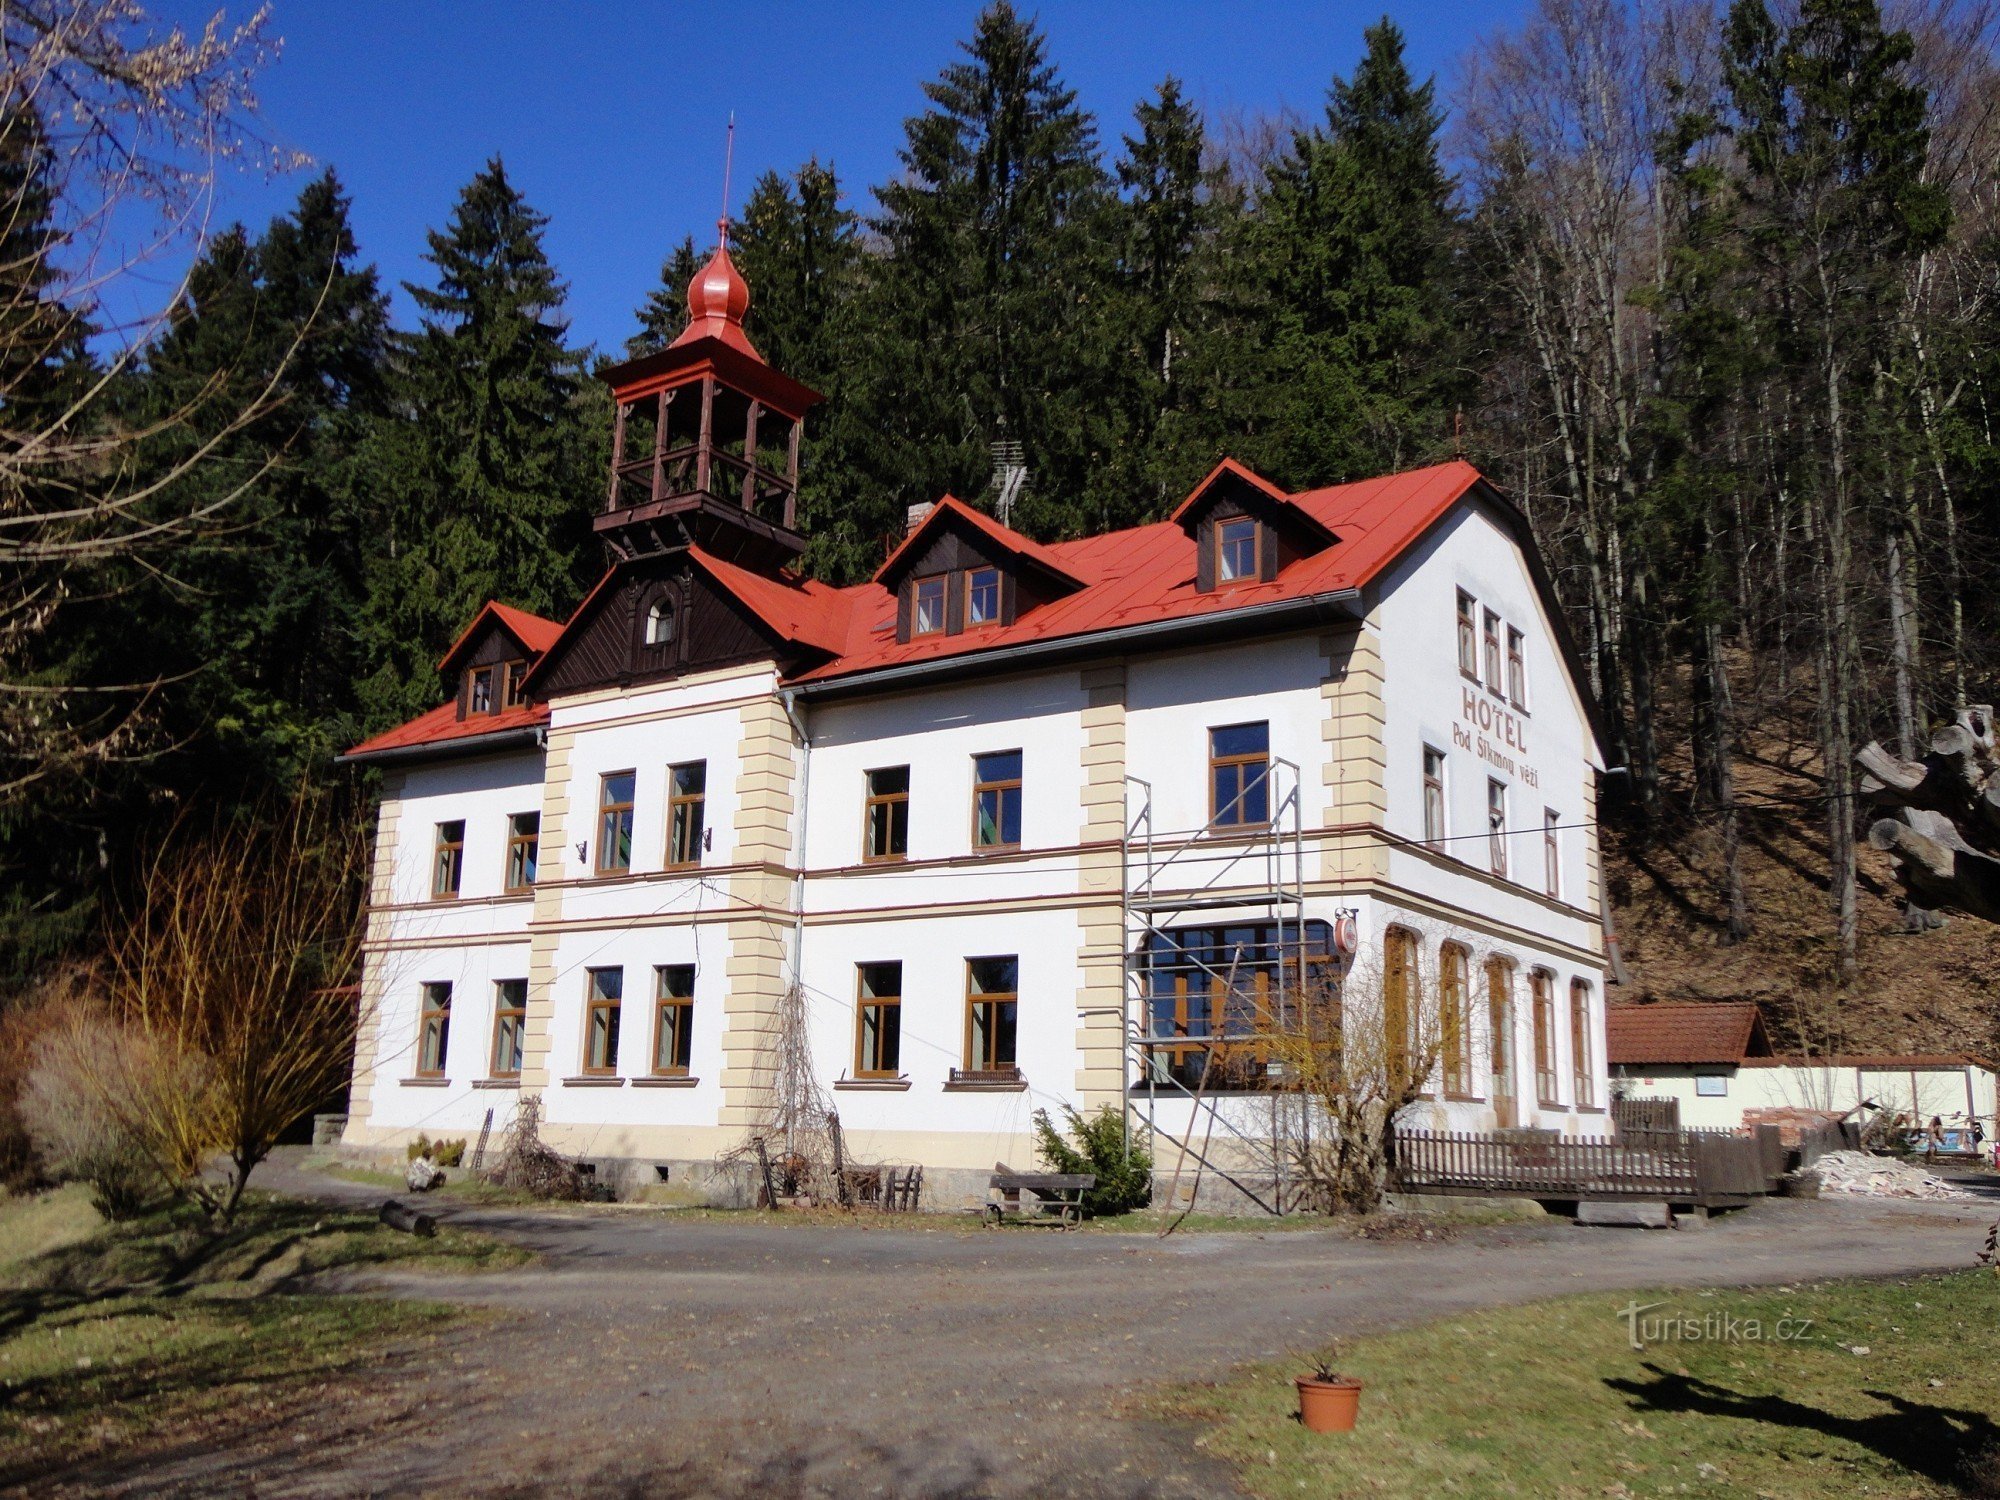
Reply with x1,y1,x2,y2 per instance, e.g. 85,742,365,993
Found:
437,601,564,721
874,496,1084,645
1171,459,1338,592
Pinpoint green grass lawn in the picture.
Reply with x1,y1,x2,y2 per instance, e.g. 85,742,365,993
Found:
1162,1269,2000,1498
0,1184,525,1484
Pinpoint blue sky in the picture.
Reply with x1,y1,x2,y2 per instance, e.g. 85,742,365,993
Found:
150,2,1527,355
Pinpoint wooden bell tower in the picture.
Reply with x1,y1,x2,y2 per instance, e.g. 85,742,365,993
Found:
594,222,823,572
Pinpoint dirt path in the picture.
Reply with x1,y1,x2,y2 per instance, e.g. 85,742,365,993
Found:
43,1162,1998,1499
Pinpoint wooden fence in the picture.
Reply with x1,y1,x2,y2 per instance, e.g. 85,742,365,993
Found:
1390,1125,1781,1207
1611,1096,1682,1134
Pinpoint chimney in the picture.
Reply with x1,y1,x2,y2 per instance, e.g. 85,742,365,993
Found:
905,501,935,535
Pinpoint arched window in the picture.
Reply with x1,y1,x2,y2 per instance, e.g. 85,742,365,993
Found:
645,597,676,647
1440,943,1473,1096
1569,979,1595,1108
1383,927,1420,1095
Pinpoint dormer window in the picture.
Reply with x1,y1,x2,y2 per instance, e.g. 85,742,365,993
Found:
646,599,676,646
913,575,948,636
503,660,529,708
468,667,495,715
965,567,1002,626
1216,517,1259,584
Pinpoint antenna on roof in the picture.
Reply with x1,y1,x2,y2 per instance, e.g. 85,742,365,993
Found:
989,417,1027,528
719,113,736,245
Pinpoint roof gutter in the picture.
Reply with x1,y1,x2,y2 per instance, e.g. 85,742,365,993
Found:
335,723,547,770
789,587,1367,701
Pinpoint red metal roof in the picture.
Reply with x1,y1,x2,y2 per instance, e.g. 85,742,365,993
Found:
352,457,1548,759
436,600,565,672
343,700,549,762
794,459,1485,684
1606,1003,1772,1066
873,494,1086,588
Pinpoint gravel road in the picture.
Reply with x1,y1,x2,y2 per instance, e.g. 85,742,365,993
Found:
39,1156,1998,1499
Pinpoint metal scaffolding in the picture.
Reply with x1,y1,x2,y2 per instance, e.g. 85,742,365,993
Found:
1120,758,1307,1216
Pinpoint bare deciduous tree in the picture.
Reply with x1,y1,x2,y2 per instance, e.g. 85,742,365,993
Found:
93,786,367,1222
0,2,301,800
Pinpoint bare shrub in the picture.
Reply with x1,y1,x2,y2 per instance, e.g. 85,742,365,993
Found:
0,964,96,1189
484,1094,593,1201
93,787,368,1222
1267,927,1445,1215
19,1007,202,1218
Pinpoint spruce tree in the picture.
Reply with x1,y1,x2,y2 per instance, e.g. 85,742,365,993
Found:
1247,18,1461,486
729,161,882,580
626,233,700,357
1108,77,1231,523
359,158,594,727
866,1,1120,540
126,171,393,787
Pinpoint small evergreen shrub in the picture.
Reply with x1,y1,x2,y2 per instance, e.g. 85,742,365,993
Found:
405,1134,466,1167
1032,1104,1152,1217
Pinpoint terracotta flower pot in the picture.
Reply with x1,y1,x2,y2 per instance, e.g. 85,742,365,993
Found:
1295,1374,1363,1433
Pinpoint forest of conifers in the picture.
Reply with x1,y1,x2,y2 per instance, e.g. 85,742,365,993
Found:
5,0,1999,997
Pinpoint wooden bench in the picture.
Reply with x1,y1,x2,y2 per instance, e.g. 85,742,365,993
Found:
986,1169,1094,1229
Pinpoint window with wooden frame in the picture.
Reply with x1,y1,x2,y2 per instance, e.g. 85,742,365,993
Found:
1215,515,1259,584
1543,809,1560,899
504,812,539,892
491,979,527,1077
1485,957,1516,1099
964,956,1019,1075
1483,608,1503,693
1506,627,1527,709
431,820,465,899
503,659,529,708
1531,969,1559,1104
417,981,452,1077
1422,746,1447,850
1569,979,1594,1106
911,574,948,636
1456,591,1478,678
972,750,1022,850
468,665,495,715
863,766,910,861
584,967,623,1074
1141,921,1335,1092
596,772,635,875
965,566,1002,627
1487,779,1508,878
652,964,695,1076
666,760,706,869
854,962,903,1078
1209,721,1270,828
1440,943,1474,1096
1383,928,1419,1095
645,598,676,646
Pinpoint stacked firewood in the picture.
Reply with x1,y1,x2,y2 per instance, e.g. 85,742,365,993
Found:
1857,707,2000,926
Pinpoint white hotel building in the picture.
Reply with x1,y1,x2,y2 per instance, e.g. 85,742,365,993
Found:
338,243,1613,1204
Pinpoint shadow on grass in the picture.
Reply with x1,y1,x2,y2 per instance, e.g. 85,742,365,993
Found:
1606,1363,2000,1491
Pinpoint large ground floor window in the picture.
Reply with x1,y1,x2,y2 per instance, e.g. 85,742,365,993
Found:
1139,920,1332,1091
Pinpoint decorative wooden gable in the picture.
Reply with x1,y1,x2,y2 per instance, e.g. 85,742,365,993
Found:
524,552,832,699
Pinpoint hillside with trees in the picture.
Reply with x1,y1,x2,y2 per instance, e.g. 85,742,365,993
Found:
3,0,1999,1065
